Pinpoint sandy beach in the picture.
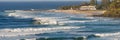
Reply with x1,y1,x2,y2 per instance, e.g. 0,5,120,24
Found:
47,10,106,16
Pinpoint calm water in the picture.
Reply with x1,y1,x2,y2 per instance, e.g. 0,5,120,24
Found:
0,1,120,40
0,1,83,11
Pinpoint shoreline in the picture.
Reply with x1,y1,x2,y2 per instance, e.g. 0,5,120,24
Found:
4,9,106,17
47,10,106,16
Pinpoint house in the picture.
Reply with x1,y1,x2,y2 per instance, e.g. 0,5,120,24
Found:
80,6,96,10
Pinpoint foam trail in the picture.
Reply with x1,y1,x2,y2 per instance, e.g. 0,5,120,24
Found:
8,13,20,17
8,13,66,19
0,26,81,37
8,13,32,18
33,17,97,25
59,20,97,23
93,32,120,37
20,38,36,40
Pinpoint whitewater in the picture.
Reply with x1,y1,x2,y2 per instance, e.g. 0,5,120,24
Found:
0,11,120,40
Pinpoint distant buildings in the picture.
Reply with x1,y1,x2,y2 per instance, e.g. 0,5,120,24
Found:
80,6,96,10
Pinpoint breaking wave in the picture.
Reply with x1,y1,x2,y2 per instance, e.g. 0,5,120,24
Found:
33,17,97,25
93,32,120,37
59,20,97,23
8,13,34,18
0,26,82,37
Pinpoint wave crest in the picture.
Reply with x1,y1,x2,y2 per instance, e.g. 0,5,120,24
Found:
0,26,81,37
93,32,120,37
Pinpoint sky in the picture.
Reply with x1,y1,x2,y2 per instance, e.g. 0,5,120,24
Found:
0,0,100,2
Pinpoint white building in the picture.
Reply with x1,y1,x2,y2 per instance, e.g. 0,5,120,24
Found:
80,6,96,10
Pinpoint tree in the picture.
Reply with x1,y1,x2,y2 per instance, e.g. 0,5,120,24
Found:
101,0,111,9
101,0,120,17
90,0,97,5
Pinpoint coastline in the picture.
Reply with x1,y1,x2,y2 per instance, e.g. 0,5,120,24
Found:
47,10,106,16
4,9,106,17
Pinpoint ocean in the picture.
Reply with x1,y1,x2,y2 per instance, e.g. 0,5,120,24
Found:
0,1,85,11
0,1,120,40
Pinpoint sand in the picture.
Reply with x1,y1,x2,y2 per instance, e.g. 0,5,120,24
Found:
47,10,106,16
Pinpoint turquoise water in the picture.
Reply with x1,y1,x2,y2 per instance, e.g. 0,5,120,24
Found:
0,11,120,40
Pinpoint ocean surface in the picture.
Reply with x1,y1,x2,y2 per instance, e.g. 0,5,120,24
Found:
0,1,120,40
0,1,85,11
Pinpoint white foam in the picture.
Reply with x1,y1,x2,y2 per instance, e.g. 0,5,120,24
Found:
86,17,94,19
33,17,97,25
94,32,120,37
0,26,81,37
8,13,20,17
22,38,36,40
8,12,66,19
8,13,32,18
33,17,58,25
59,20,97,23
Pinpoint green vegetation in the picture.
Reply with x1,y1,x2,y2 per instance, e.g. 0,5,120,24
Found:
90,0,97,5
101,0,120,17
58,2,89,10
58,5,80,10
101,0,111,10
59,0,120,17
59,0,99,10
